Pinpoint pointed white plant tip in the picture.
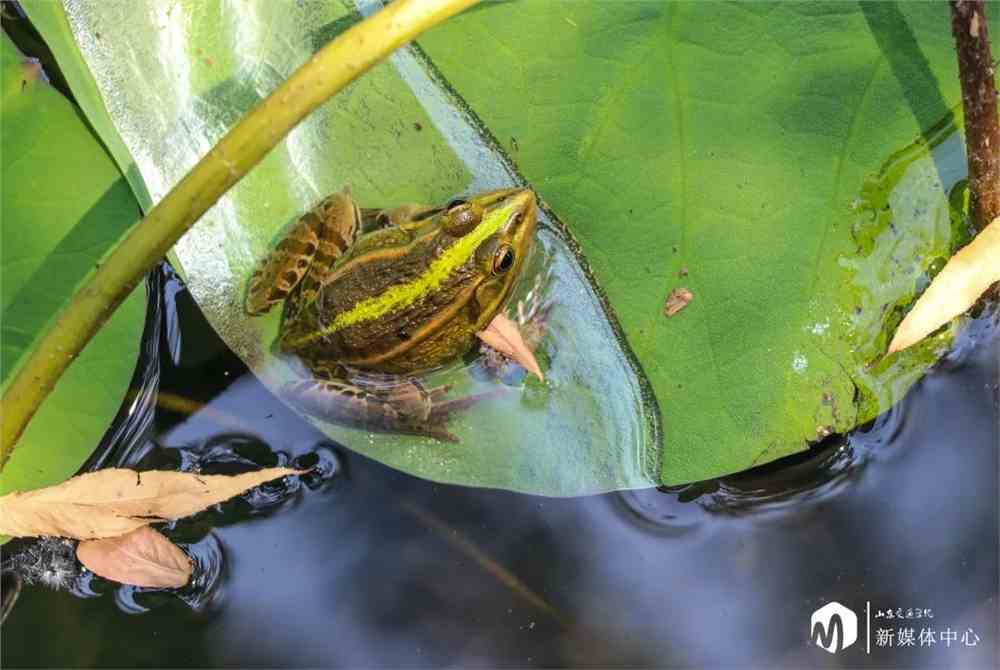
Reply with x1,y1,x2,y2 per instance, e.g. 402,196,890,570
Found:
887,216,1000,354
477,313,544,382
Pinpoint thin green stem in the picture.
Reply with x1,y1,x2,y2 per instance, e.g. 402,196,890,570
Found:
0,0,479,467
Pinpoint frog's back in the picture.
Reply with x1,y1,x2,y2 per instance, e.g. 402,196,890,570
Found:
279,225,479,374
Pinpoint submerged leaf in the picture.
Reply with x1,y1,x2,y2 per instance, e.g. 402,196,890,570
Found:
0,467,302,539
477,313,544,382
888,216,1000,354
77,526,191,588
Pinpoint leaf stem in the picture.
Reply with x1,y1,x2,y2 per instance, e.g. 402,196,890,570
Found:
0,0,479,467
950,0,1000,231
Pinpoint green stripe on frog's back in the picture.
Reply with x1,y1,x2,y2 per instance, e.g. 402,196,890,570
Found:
289,201,519,348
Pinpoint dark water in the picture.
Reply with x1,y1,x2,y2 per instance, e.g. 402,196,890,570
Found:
2,266,997,669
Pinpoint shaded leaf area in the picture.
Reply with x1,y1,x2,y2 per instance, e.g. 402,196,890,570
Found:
419,0,998,483
33,0,660,495
0,36,144,507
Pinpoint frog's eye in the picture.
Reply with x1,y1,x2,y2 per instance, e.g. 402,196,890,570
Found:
446,198,468,211
492,245,515,275
444,203,481,236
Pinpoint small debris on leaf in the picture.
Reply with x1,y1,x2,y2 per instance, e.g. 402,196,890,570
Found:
663,287,694,317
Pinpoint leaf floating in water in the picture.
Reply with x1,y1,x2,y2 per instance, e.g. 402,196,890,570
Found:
0,467,304,539
477,313,544,382
77,526,191,588
663,288,694,317
888,216,1000,354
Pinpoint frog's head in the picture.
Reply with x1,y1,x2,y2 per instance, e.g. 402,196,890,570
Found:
441,188,538,331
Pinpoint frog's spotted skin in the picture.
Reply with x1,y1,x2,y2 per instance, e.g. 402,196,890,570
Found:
245,189,360,316
245,187,538,440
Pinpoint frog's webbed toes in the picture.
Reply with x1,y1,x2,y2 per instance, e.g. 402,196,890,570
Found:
401,387,506,443
428,387,506,422
416,425,460,444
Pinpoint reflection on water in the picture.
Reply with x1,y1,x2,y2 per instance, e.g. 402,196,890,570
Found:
2,268,996,668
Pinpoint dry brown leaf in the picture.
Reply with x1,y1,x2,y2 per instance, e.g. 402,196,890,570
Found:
888,216,1000,354
0,467,302,539
77,526,192,588
477,313,544,382
663,287,694,317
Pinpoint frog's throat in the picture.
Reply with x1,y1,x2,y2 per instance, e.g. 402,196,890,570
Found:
286,201,520,349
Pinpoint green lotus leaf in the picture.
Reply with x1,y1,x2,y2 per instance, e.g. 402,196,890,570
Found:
0,35,144,511
420,0,991,483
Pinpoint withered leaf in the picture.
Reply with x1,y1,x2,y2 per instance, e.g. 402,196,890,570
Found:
0,467,302,539
664,287,694,317
477,313,544,381
888,216,1000,354
77,526,192,588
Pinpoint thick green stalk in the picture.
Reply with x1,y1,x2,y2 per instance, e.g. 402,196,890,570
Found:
0,0,479,466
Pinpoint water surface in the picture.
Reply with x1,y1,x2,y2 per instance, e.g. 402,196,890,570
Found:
2,270,996,668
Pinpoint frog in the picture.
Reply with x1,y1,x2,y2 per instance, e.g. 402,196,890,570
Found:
245,187,539,441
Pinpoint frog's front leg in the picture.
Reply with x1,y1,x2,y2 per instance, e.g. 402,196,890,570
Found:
282,376,494,442
245,188,361,316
